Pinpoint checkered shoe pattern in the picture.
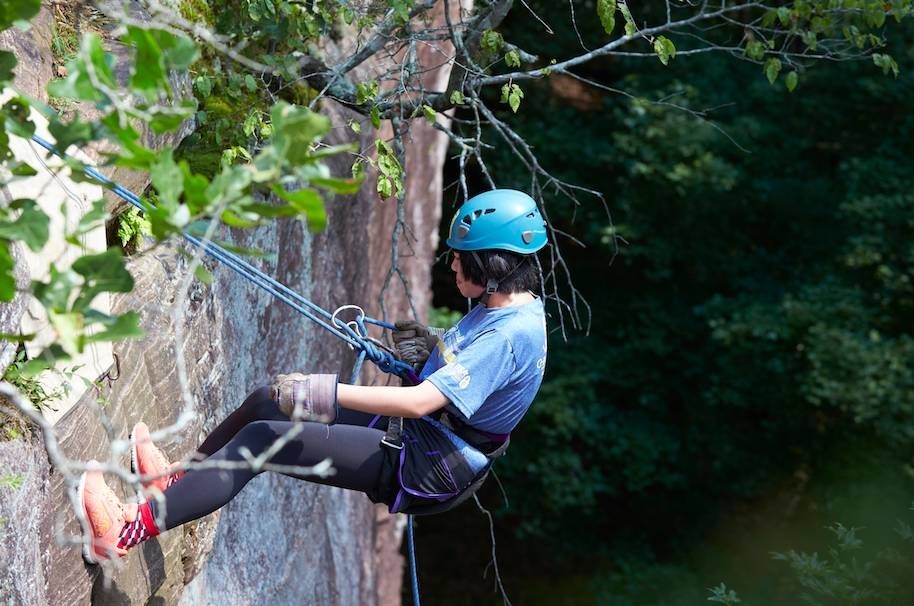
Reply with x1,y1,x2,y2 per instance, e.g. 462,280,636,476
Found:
117,517,149,549
165,471,183,489
115,501,160,550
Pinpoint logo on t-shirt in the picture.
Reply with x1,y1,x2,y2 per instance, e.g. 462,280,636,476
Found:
444,361,471,389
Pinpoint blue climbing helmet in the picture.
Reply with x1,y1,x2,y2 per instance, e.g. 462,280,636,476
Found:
446,189,547,254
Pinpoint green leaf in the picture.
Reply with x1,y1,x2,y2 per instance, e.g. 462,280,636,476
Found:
70,199,109,243
161,32,198,69
271,185,326,230
653,36,676,66
83,310,144,343
378,177,393,199
32,266,79,311
370,105,381,129
270,101,331,165
505,49,521,68
777,6,791,25
10,162,36,177
745,40,765,61
148,104,195,134
121,27,198,98
619,0,636,36
597,0,616,36
244,74,257,92
48,310,82,355
71,249,134,310
310,175,363,195
864,1,886,27
355,80,379,105
243,111,261,137
422,104,437,124
150,149,184,210
802,31,818,51
449,90,465,105
0,241,15,302
0,332,33,342
873,53,899,77
0,50,16,83
122,26,167,97
0,0,40,31
3,96,34,138
194,265,213,285
48,117,93,151
785,70,799,92
0,200,49,252
194,75,213,98
500,83,524,113
765,57,782,84
349,120,361,134
480,30,504,54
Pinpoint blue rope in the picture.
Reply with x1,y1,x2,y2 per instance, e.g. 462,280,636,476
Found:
29,133,424,606
407,514,421,606
28,135,418,379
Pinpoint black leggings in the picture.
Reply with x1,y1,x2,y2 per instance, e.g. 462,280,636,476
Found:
150,387,388,530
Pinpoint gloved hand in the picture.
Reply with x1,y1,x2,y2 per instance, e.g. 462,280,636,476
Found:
270,373,339,423
392,321,446,371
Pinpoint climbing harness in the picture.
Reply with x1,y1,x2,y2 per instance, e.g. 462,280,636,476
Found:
28,134,434,605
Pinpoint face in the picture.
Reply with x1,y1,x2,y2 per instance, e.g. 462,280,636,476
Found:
451,251,485,299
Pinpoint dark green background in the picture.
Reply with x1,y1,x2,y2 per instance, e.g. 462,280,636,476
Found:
421,3,914,604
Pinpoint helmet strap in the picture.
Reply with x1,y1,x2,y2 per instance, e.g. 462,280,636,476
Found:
470,250,528,299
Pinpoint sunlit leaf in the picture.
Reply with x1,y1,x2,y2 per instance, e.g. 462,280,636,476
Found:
0,0,41,31
597,0,616,36
0,241,15,302
654,36,676,66
0,200,49,252
72,249,134,310
83,310,144,343
271,185,326,230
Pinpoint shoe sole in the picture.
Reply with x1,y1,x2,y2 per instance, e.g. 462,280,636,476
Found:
129,429,150,501
129,430,138,476
77,471,98,565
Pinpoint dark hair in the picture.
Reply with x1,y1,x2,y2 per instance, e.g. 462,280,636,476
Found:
457,249,542,295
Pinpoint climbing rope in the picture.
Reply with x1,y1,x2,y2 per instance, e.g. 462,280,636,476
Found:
28,134,425,605
28,135,419,382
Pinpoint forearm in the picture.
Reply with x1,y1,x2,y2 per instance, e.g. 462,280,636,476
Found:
337,381,448,419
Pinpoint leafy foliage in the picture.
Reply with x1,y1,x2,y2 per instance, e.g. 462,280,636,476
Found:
769,517,914,605
1,349,64,412
425,2,914,603
115,207,152,253
0,3,361,384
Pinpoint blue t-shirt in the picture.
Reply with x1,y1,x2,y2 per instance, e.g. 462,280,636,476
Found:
420,298,547,435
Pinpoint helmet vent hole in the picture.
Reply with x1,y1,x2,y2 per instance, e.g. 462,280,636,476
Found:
526,212,535,218
484,208,496,215
473,209,483,219
461,214,472,225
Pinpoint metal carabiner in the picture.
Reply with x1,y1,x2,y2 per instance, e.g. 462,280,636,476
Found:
105,353,121,387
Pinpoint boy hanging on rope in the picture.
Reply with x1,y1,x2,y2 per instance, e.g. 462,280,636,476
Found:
79,189,549,562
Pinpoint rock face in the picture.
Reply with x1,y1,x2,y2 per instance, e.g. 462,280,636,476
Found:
0,2,462,605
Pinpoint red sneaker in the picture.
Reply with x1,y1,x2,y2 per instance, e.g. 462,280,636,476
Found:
130,422,183,493
78,462,138,563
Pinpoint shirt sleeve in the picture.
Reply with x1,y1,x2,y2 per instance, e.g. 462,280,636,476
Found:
425,330,516,419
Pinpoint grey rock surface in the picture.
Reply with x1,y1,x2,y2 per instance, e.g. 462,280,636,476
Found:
0,1,460,604
0,433,52,606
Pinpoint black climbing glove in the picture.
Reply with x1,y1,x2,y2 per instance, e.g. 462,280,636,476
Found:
392,320,446,372
270,373,339,424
